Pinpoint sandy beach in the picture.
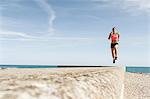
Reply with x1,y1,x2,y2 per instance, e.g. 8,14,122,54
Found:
124,72,150,99
0,67,149,99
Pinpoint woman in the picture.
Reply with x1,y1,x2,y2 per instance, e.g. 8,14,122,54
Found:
108,27,120,63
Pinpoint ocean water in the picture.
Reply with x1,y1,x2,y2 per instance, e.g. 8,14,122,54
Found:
126,66,150,73
0,65,150,73
0,65,57,68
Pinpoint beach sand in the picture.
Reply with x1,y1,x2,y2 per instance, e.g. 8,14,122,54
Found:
124,72,150,99
0,67,149,99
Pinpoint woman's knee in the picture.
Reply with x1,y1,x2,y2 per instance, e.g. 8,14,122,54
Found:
111,48,115,51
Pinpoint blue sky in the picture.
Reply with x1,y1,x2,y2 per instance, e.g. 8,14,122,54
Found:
0,0,149,66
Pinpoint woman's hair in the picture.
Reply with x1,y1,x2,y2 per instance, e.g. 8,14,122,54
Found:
112,27,116,33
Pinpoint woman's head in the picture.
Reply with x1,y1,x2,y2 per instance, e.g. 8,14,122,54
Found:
112,27,116,33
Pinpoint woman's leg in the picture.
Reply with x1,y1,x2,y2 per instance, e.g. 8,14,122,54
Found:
114,44,119,59
111,48,116,63
111,48,115,59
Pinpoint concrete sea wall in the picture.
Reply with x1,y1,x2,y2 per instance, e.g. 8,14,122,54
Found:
0,67,124,99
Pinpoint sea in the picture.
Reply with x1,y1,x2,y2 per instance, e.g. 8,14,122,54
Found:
126,66,150,73
0,65,150,73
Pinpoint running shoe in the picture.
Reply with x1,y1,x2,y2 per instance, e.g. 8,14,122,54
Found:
113,59,115,63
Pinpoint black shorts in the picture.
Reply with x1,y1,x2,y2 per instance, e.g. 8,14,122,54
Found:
111,43,119,48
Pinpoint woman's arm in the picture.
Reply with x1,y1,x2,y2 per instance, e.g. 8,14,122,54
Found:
108,32,111,40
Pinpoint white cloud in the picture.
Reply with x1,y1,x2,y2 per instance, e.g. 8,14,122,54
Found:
0,0,57,40
0,0,22,10
34,0,56,35
0,30,92,41
0,31,39,40
122,0,150,14
91,0,150,15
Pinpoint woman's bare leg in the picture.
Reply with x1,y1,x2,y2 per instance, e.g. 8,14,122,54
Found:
114,45,119,59
111,48,116,63
111,48,115,59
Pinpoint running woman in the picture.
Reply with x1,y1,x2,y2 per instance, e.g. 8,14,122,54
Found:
108,27,120,63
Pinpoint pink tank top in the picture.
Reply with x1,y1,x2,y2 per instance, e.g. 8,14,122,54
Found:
111,33,118,41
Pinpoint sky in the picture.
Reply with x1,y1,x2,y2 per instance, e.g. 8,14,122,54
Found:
0,0,150,66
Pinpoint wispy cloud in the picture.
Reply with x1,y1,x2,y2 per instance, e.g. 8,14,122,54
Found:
122,0,150,14
91,0,150,15
0,31,39,40
34,0,56,35
0,30,92,41
0,0,60,41
0,0,22,11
